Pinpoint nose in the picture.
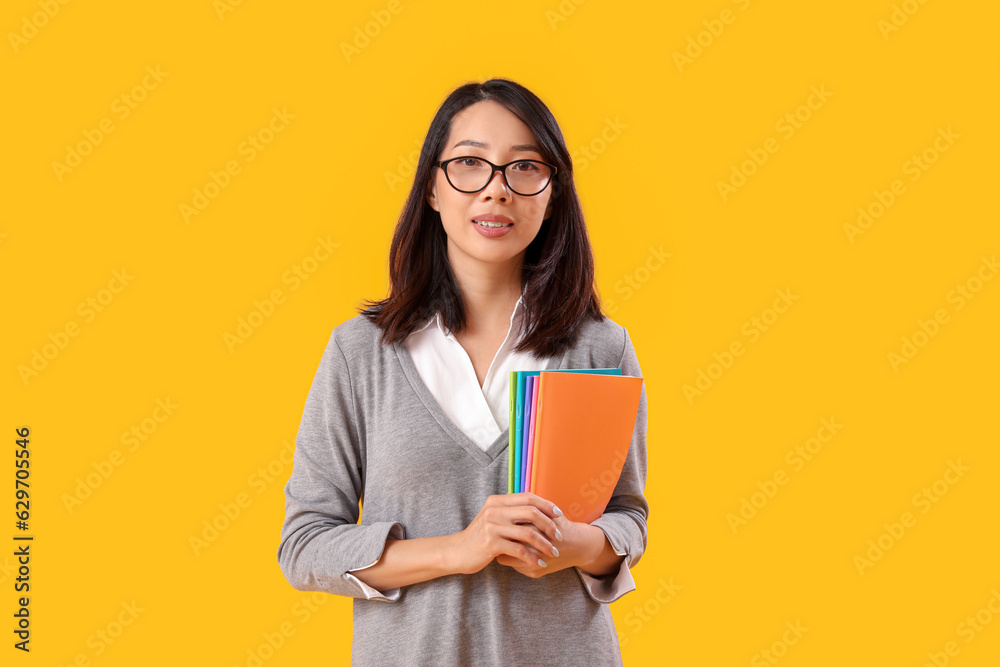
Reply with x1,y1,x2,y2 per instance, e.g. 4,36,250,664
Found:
480,167,510,200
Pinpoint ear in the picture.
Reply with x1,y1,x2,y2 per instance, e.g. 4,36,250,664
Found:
426,178,440,212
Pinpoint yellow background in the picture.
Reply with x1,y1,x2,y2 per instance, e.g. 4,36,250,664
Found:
3,0,998,665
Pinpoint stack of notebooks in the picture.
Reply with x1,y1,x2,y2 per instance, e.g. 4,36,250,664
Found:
507,369,644,523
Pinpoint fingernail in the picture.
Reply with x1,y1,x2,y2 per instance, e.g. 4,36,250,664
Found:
553,504,563,517
551,546,559,557
554,528,563,542
537,558,548,567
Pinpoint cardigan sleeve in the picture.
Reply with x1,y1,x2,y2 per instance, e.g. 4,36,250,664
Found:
574,326,649,603
276,327,403,601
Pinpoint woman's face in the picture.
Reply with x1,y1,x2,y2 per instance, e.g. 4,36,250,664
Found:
427,100,554,276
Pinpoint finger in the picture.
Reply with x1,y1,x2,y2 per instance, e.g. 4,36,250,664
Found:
492,500,564,545
497,553,545,576
496,539,548,569
483,518,549,565
496,554,530,568
492,492,564,520
501,542,552,576
495,521,559,560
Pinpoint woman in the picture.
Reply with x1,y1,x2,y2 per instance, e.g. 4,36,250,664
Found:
277,78,649,666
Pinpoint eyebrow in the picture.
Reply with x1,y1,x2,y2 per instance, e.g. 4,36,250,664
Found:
451,139,542,154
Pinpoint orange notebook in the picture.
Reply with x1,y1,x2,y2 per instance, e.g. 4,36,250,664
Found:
528,372,643,523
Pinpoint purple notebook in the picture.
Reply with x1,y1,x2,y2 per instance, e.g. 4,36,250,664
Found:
523,375,540,493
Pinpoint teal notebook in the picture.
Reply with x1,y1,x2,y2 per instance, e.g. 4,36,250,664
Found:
512,371,529,495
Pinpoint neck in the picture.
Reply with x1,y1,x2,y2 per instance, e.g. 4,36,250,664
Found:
447,246,523,335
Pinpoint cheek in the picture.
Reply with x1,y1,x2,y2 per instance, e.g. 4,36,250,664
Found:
435,190,466,224
532,193,552,215
523,199,549,224
440,210,473,240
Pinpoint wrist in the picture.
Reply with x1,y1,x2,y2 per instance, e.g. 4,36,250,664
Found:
582,524,607,567
577,524,622,577
438,532,460,576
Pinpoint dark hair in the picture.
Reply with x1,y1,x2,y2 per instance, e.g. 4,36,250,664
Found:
358,78,604,358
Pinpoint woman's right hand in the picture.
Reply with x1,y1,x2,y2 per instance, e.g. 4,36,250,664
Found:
446,493,565,575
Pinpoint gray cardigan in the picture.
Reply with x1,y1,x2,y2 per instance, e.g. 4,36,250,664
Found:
277,312,649,666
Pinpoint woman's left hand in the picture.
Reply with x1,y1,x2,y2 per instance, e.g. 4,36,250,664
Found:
495,515,605,578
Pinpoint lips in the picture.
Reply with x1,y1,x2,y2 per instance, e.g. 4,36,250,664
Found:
471,213,513,227
470,213,514,238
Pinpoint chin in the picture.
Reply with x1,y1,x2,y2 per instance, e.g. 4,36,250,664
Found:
450,241,524,267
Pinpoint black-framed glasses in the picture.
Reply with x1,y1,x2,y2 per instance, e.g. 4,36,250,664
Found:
436,156,558,197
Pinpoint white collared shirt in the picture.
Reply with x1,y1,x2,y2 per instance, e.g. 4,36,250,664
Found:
405,295,554,452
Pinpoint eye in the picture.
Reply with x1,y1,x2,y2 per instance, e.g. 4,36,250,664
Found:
512,161,540,172
456,157,485,167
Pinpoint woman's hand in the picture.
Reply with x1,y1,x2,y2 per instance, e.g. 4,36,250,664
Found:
350,494,623,592
445,493,564,576
495,514,609,579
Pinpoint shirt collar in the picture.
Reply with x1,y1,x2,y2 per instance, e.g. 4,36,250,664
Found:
410,294,526,339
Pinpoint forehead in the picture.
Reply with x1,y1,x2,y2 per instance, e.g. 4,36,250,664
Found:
445,100,540,152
